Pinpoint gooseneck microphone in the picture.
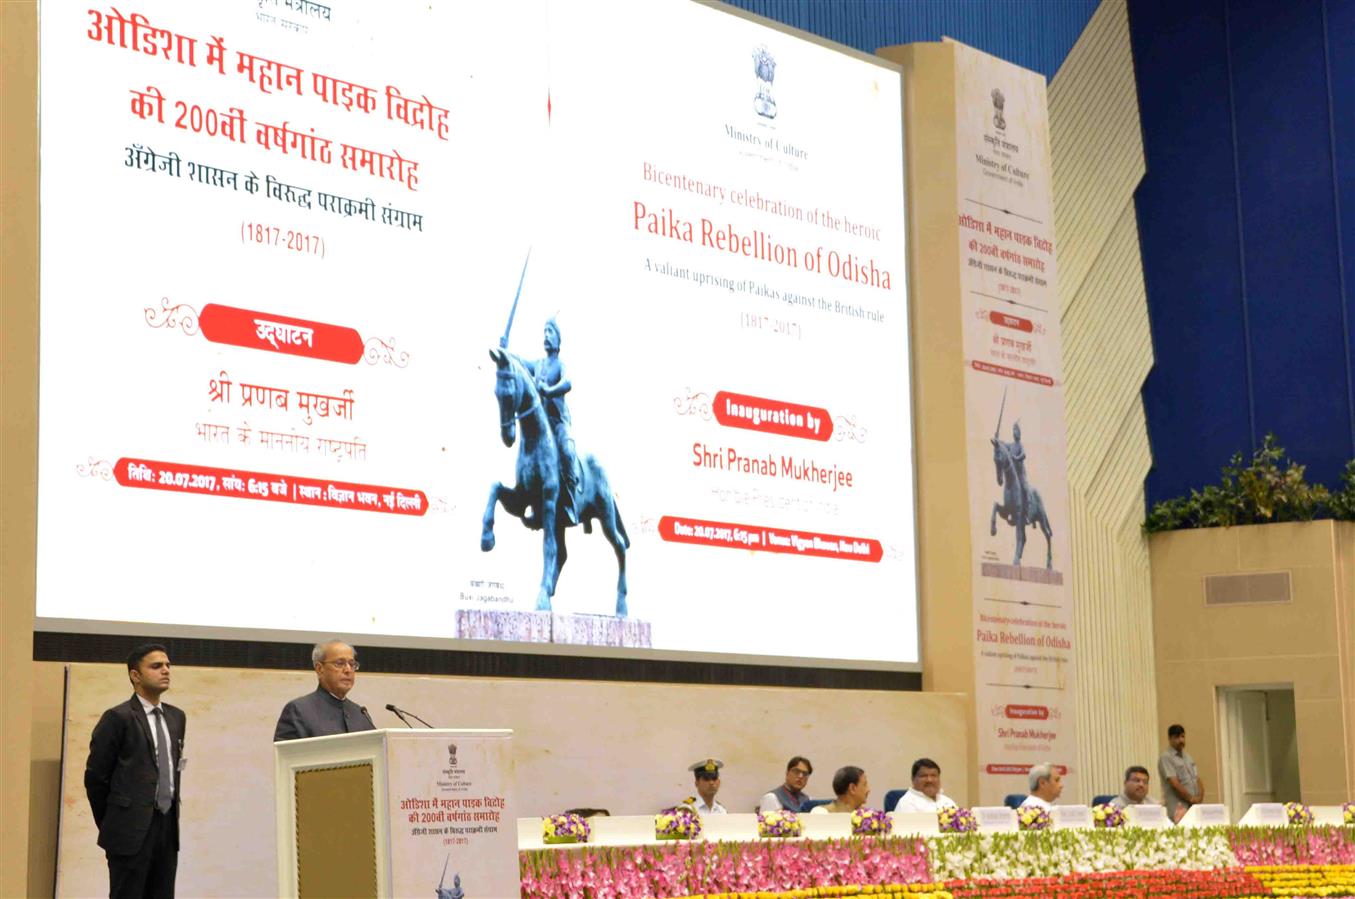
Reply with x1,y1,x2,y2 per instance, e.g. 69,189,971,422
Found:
385,703,434,728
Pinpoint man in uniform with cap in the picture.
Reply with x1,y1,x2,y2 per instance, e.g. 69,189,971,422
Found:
678,758,727,814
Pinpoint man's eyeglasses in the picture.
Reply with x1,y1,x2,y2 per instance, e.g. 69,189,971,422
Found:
789,768,811,777
324,659,360,671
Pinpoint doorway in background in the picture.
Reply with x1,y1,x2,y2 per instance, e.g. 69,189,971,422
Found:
1216,684,1301,823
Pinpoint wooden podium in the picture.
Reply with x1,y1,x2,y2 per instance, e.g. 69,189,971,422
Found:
274,728,518,898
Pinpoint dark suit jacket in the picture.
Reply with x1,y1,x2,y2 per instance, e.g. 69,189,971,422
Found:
84,696,186,855
273,686,375,741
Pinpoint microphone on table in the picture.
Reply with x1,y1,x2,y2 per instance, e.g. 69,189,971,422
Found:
385,703,434,728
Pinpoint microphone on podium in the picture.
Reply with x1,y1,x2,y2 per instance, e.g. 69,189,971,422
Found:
385,702,434,728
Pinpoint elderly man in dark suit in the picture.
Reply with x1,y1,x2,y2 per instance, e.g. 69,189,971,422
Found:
84,643,187,899
274,639,376,741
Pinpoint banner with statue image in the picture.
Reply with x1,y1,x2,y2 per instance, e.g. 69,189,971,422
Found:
386,730,517,898
950,40,1078,805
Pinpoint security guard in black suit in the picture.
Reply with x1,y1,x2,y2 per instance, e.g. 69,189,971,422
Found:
84,643,187,899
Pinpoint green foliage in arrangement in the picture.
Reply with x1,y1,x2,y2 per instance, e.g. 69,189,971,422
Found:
1144,435,1355,533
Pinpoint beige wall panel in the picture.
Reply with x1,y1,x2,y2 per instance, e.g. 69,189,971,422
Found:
2,3,39,896
1151,521,1353,807
50,663,967,898
29,662,67,898
876,41,980,801
1335,522,1355,794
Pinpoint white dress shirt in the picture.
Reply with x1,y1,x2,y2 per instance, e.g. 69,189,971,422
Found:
894,788,957,812
136,694,175,793
1019,794,1052,809
692,796,727,814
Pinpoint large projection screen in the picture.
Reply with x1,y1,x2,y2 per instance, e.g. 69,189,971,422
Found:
37,0,917,668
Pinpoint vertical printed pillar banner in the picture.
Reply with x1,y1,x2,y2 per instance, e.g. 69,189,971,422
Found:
386,731,518,898
951,42,1077,805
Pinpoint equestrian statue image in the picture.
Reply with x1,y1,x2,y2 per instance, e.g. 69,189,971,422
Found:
989,389,1053,569
481,255,630,615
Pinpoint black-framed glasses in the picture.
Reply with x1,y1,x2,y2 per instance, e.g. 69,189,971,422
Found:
325,659,360,671
789,768,811,777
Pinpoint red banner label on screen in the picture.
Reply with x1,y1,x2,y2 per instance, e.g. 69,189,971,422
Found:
199,304,365,363
114,457,426,515
971,360,1055,386
712,391,833,441
989,311,1034,332
1005,704,1050,720
985,763,1068,775
658,515,880,562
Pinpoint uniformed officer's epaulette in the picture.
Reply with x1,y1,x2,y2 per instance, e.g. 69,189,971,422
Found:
682,796,697,805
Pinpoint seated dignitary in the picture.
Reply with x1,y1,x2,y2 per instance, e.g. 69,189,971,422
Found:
678,758,727,814
810,765,871,813
894,757,958,812
274,639,376,741
1019,762,1063,808
758,755,813,812
1110,765,1158,809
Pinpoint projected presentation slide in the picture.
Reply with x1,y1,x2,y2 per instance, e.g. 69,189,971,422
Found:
37,0,916,664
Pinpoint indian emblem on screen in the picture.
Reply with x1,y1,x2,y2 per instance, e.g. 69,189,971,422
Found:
753,45,777,119
991,88,1006,131
447,742,457,767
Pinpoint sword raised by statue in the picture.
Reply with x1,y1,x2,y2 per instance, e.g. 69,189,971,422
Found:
499,250,532,349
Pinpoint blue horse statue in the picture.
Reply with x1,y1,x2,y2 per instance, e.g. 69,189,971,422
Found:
481,348,629,614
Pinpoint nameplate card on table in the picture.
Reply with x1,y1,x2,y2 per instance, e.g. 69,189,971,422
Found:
1052,805,1092,829
1125,804,1170,828
1178,804,1228,828
799,812,852,840
1238,802,1288,827
973,806,1017,832
1311,806,1348,826
702,813,762,843
890,810,941,836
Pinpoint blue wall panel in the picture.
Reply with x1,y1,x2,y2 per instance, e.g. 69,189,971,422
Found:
1130,0,1355,504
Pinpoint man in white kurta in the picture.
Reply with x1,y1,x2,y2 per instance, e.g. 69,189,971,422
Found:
893,757,958,812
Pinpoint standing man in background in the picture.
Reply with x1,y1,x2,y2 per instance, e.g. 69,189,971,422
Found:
1159,724,1202,823
274,640,376,741
85,643,187,899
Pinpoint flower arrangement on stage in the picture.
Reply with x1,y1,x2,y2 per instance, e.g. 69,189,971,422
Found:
926,828,1238,881
1229,825,1355,866
1345,801,1355,825
851,807,893,836
757,809,803,838
520,826,1353,898
1285,801,1315,826
1090,803,1125,829
541,812,591,844
1015,806,1051,831
655,807,703,840
937,806,978,834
